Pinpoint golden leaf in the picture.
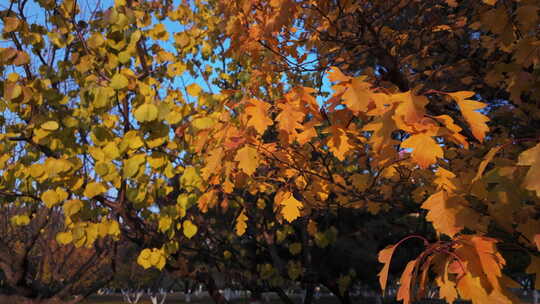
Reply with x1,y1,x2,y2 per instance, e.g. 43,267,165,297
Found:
401,133,443,168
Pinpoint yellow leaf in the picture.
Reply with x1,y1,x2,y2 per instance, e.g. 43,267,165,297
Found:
83,182,107,198
42,189,60,208
401,133,443,168
517,143,540,196
56,232,73,245
63,199,83,217
11,215,30,226
235,210,248,236
93,86,114,108
183,220,198,238
137,248,153,269
448,91,489,142
159,216,172,232
29,163,45,178
186,83,202,96
87,33,105,48
278,192,303,222
110,73,129,90
123,154,146,178
235,145,260,175
192,117,216,130
41,121,59,131
134,103,158,122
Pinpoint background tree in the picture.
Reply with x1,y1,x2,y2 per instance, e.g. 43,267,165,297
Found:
0,204,114,303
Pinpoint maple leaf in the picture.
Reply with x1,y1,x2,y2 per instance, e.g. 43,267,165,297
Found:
448,91,489,142
277,191,303,222
392,92,428,133
433,167,458,192
397,260,416,304
327,66,350,83
245,99,273,134
377,244,397,292
201,147,224,180
421,191,462,237
342,77,373,113
276,102,305,139
324,125,354,161
235,145,260,175
436,276,458,303
472,146,502,183
400,133,443,168
517,143,540,196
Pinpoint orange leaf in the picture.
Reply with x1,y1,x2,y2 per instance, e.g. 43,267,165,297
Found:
377,244,397,292
245,99,273,134
448,91,489,142
235,145,260,176
400,133,443,168
327,66,350,83
235,210,248,236
277,191,303,222
324,125,354,161
397,260,416,304
421,191,462,237
517,143,540,196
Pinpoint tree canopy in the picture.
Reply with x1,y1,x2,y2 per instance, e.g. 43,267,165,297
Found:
1,0,540,303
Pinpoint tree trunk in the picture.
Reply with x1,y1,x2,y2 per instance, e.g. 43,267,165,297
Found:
271,286,295,304
197,272,229,304
322,280,352,304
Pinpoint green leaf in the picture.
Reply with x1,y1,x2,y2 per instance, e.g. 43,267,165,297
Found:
134,103,159,122
110,73,129,90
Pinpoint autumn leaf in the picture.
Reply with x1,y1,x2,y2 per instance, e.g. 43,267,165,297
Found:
517,143,540,196
325,125,354,160
448,91,489,142
400,133,443,168
235,145,260,175
276,102,305,139
378,244,398,293
397,260,416,304
235,210,248,236
421,191,462,237
183,220,198,239
277,191,303,222
245,99,273,134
